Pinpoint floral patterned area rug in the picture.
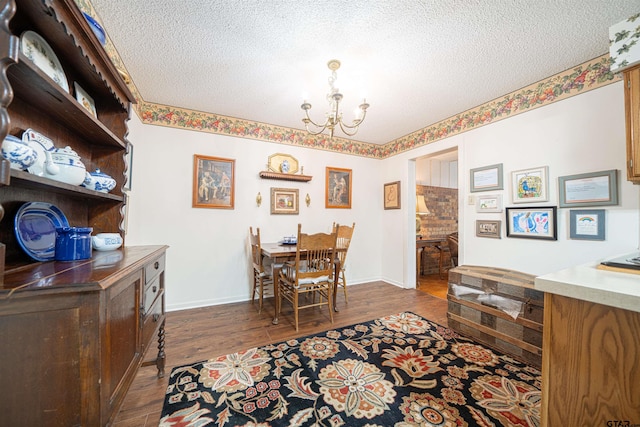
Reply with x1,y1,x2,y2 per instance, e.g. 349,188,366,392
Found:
160,312,541,427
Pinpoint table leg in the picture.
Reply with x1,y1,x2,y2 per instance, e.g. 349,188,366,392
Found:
272,265,281,325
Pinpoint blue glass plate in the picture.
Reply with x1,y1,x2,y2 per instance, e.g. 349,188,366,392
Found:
14,202,70,261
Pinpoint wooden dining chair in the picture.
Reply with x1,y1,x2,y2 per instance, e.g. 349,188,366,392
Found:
249,226,274,313
447,232,459,268
278,224,338,331
332,222,355,303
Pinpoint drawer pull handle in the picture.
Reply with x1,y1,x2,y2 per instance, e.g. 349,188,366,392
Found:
153,313,160,322
154,261,160,270
152,285,157,293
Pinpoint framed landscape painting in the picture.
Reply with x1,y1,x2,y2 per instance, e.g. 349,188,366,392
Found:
326,167,352,209
192,154,235,209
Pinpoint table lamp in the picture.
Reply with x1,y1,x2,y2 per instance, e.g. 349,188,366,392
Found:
416,195,430,233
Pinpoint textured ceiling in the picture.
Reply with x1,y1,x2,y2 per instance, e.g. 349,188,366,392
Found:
89,0,640,145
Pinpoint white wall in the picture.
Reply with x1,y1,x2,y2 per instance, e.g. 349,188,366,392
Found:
382,81,640,285
125,82,640,311
125,118,383,311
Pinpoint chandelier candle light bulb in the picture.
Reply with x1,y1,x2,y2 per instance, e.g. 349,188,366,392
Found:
301,59,369,138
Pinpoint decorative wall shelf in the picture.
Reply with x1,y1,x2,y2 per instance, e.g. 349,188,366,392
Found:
259,171,313,182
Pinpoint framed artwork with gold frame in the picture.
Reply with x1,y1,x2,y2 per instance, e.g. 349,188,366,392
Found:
270,187,299,214
326,167,352,209
192,154,235,209
384,181,401,209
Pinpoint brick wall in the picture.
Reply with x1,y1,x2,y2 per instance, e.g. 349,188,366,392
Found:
417,185,458,274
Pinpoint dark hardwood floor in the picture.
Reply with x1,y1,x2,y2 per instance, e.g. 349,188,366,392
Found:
113,278,449,426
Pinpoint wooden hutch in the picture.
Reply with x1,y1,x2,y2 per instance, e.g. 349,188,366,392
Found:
0,0,167,425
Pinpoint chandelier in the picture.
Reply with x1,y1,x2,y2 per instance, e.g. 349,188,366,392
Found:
301,59,369,138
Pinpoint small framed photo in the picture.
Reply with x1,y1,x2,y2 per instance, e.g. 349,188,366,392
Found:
506,206,557,240
476,220,501,238
476,194,503,213
511,166,549,203
192,154,235,209
326,167,352,209
384,181,401,209
569,209,605,240
271,188,299,214
470,163,503,192
558,169,618,208
74,82,97,117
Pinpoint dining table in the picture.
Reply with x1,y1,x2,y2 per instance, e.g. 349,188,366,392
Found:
261,242,342,325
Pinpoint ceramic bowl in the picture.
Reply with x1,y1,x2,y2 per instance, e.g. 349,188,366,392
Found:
82,169,116,192
2,135,38,170
55,226,93,261
92,232,123,251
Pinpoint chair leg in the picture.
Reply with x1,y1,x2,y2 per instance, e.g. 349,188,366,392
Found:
341,269,348,303
257,277,263,314
294,291,299,331
327,286,334,324
251,273,257,304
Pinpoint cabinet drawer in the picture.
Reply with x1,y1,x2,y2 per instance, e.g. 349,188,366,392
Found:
142,292,165,352
143,275,161,314
145,253,165,285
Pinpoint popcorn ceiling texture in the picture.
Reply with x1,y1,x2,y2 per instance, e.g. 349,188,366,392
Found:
82,0,638,154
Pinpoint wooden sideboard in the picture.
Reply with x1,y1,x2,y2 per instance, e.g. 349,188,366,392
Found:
0,245,167,426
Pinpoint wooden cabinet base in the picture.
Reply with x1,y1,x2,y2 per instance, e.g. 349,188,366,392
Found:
541,294,640,425
0,245,168,427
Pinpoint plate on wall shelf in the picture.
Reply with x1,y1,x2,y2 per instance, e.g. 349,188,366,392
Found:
20,30,70,93
14,202,70,262
22,128,55,177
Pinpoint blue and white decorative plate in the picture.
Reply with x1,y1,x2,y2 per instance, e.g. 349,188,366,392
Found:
14,202,70,261
20,30,70,93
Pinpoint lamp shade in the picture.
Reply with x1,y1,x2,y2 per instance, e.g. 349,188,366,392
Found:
416,195,430,215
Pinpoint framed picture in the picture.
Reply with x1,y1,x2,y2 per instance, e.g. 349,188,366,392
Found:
511,166,549,203
476,220,501,238
326,167,352,209
505,206,557,240
270,187,299,214
569,209,605,240
470,163,503,192
384,181,401,209
476,194,503,213
74,82,97,117
558,169,618,208
192,154,235,209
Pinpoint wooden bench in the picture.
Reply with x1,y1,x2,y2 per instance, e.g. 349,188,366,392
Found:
447,265,544,368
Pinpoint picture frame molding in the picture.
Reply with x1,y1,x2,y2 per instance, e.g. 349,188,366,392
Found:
476,220,502,238
569,209,605,240
192,154,235,209
511,166,549,203
270,187,299,215
383,181,401,210
470,163,503,193
326,167,352,209
505,206,557,240
558,169,618,208
476,194,503,213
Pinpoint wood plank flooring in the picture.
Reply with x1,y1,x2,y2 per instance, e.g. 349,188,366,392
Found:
113,278,449,426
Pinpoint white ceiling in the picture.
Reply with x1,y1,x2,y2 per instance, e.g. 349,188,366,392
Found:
89,0,640,145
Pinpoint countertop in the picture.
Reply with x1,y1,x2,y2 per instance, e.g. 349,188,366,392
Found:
534,252,640,313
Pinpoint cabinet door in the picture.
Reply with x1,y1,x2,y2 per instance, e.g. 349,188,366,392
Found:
103,269,143,424
624,65,640,183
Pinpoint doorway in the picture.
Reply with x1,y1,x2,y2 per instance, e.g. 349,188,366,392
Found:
415,148,458,299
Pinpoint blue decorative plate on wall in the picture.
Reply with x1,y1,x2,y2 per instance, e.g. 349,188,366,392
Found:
14,202,70,261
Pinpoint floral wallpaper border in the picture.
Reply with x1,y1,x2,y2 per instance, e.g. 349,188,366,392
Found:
77,1,619,160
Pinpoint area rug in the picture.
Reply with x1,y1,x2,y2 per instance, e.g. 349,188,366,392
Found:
160,312,541,426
